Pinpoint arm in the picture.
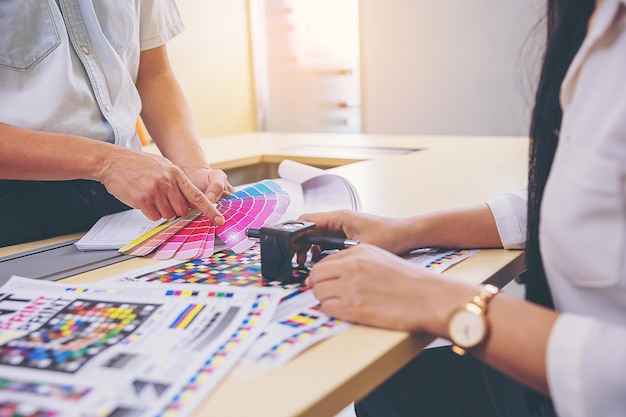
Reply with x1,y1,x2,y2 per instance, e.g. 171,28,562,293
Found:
404,203,504,250
305,244,557,395
297,203,503,262
0,121,221,222
303,200,552,393
135,45,234,205
0,123,116,181
0,49,227,224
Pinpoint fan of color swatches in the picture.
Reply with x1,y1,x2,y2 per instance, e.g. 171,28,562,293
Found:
119,180,290,260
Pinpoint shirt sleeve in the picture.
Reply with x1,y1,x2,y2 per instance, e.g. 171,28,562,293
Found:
485,187,528,249
547,314,626,417
139,0,185,50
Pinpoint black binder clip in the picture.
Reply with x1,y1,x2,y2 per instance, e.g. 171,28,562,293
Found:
246,220,359,284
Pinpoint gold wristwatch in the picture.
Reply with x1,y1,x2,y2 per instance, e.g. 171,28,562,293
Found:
447,284,499,356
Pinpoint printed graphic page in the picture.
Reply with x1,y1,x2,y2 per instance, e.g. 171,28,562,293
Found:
0,277,281,417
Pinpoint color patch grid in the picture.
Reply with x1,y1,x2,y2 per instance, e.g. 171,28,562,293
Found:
157,293,273,416
422,249,471,271
257,317,345,366
0,300,158,373
133,245,307,293
279,312,319,328
0,402,58,417
0,377,90,401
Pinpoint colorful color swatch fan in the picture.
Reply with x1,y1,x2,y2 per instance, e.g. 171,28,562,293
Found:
119,180,289,260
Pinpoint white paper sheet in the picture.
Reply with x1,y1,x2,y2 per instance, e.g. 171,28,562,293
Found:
0,276,281,417
275,159,362,222
75,209,166,251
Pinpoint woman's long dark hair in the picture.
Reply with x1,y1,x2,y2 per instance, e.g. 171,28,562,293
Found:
525,0,595,308
524,0,594,412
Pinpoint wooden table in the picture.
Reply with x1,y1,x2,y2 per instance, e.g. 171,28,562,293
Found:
0,132,529,417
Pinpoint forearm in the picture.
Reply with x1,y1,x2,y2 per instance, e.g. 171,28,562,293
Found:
300,204,504,257
0,122,113,181
477,294,556,394
135,46,209,170
405,203,504,250
422,278,556,395
408,203,551,391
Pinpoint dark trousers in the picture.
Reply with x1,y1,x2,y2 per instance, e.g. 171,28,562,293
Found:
0,179,130,247
355,346,556,417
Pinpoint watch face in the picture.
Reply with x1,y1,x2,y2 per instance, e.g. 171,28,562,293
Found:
448,308,487,348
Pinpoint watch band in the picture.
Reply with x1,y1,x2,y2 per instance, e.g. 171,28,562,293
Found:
470,283,499,311
449,283,500,356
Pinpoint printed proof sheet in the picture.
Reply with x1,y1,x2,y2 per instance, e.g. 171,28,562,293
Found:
0,277,281,417
100,245,478,374
102,246,351,373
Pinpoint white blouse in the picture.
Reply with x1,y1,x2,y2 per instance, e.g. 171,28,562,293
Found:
487,1,626,416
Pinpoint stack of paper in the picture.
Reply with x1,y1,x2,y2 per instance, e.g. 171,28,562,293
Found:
75,209,165,250
0,276,282,417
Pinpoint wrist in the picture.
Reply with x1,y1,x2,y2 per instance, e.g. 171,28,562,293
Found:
180,164,212,176
90,142,122,184
387,216,425,254
403,213,440,252
447,283,500,355
417,277,481,338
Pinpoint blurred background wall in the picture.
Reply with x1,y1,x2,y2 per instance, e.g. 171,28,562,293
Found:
168,0,545,139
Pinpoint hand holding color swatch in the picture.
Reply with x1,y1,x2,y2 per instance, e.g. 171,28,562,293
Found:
119,180,290,260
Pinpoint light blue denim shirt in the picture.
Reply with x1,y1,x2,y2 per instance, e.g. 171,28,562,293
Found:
0,0,183,149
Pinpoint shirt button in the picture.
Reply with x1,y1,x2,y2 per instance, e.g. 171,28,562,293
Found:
81,46,89,54
105,104,111,112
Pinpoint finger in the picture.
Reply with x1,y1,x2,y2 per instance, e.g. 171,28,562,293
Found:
295,246,309,265
178,176,224,225
295,245,323,265
205,183,226,204
307,261,342,287
205,170,232,202
221,178,235,195
155,200,178,220
139,204,162,221
166,192,189,218
299,212,348,238
149,182,189,219
309,281,348,319
298,212,327,226
316,298,345,320
149,186,183,219
160,189,196,219
310,245,323,262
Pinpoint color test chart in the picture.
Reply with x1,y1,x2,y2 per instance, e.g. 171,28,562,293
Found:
102,245,350,372
108,245,307,297
103,242,480,377
0,276,281,417
242,289,350,370
404,248,479,273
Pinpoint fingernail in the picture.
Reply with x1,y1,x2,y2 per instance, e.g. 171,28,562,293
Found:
213,215,224,225
207,192,217,203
